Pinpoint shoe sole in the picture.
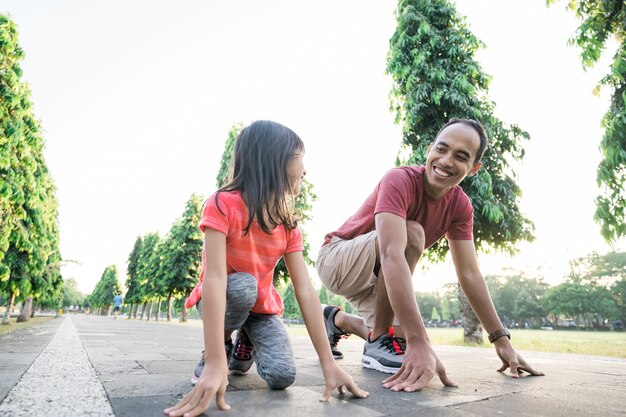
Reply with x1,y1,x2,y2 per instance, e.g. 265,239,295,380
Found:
361,355,401,374
191,375,199,385
332,352,344,360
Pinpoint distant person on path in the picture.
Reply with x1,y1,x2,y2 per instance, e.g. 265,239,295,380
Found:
317,118,544,393
113,293,123,319
165,120,367,417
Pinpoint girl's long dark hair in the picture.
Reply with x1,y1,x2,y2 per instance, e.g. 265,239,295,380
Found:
217,120,304,234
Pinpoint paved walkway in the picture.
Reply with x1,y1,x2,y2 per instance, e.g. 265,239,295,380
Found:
1,315,625,416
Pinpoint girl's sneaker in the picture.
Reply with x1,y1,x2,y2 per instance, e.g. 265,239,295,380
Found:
322,304,349,360
191,339,234,385
229,328,254,374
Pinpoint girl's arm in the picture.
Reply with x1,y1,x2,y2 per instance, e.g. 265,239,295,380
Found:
165,229,231,417
284,251,368,401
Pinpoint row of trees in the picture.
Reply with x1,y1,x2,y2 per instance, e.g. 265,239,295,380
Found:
1,14,63,324
411,252,625,330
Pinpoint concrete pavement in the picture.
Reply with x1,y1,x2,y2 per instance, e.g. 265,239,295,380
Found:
1,314,625,416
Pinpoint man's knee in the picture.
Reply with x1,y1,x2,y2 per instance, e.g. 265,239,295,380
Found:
406,221,425,254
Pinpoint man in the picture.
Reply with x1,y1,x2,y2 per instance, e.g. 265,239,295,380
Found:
113,292,123,319
317,118,543,392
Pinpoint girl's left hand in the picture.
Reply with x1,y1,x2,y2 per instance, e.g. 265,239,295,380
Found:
321,364,369,401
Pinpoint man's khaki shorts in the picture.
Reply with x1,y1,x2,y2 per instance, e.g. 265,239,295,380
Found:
317,231,384,328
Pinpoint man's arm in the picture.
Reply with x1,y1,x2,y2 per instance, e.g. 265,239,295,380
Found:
375,212,456,391
449,239,544,378
374,212,426,343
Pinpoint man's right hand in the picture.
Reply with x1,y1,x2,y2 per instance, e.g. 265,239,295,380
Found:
382,341,457,392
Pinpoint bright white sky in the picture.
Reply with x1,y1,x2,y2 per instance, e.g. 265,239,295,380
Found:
2,0,624,294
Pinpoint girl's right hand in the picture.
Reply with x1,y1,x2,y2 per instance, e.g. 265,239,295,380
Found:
164,362,230,417
321,363,369,401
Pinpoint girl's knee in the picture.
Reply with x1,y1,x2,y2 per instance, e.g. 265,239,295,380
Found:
265,369,296,390
227,272,257,305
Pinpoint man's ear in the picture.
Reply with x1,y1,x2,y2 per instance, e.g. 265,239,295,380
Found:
468,161,482,176
427,143,433,155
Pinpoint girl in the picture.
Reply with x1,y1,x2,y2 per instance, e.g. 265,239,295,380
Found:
165,120,367,417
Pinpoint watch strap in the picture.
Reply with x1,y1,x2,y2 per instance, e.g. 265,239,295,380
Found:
488,328,511,343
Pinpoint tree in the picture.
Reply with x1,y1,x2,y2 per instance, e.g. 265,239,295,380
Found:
386,0,534,342
547,0,626,242
415,291,441,322
485,274,548,328
89,265,122,314
159,194,203,322
0,14,61,324
215,123,241,189
215,124,318,288
282,283,301,319
611,278,626,325
430,306,440,322
124,236,143,319
62,278,84,308
134,233,160,319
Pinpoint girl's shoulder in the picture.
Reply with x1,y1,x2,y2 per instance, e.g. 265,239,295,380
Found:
208,190,244,208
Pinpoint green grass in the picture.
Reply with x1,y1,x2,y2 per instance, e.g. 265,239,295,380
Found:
284,325,626,358
0,316,55,336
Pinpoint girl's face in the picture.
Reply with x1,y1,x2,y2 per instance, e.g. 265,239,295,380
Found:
287,151,306,196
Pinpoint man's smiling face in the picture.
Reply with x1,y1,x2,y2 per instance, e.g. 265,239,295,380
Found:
424,122,482,199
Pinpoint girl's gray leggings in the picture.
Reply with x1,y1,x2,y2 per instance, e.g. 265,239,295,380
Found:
197,272,296,389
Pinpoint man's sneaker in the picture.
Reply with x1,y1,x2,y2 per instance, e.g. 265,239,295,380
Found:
229,328,254,374
322,304,349,360
191,339,234,385
361,327,405,374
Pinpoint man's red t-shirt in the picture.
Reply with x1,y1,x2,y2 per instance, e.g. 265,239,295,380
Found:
323,166,474,248
185,191,304,315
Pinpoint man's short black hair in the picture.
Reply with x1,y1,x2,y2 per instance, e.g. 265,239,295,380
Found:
436,118,489,163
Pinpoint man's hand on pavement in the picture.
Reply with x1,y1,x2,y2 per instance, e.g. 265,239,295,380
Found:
382,342,457,392
494,338,545,378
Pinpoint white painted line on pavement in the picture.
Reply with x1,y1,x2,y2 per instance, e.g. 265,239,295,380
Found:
0,316,115,417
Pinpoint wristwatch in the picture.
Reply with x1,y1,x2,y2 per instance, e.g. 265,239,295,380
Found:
488,328,511,343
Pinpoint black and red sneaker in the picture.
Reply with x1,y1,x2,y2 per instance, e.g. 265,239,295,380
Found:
191,339,233,385
323,304,350,360
229,328,254,374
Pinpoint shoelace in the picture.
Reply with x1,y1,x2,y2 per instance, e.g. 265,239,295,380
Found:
329,330,351,347
383,327,406,355
234,341,253,360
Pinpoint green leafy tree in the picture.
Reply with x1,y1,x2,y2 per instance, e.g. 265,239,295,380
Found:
486,274,548,328
415,291,441,322
548,0,626,242
135,233,160,320
216,123,241,189
124,236,143,319
89,265,122,314
430,306,440,322
386,0,534,342
282,283,301,319
159,194,203,322
62,278,85,308
0,15,61,324
611,278,626,325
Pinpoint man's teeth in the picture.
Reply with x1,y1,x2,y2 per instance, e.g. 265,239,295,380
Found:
434,167,452,177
